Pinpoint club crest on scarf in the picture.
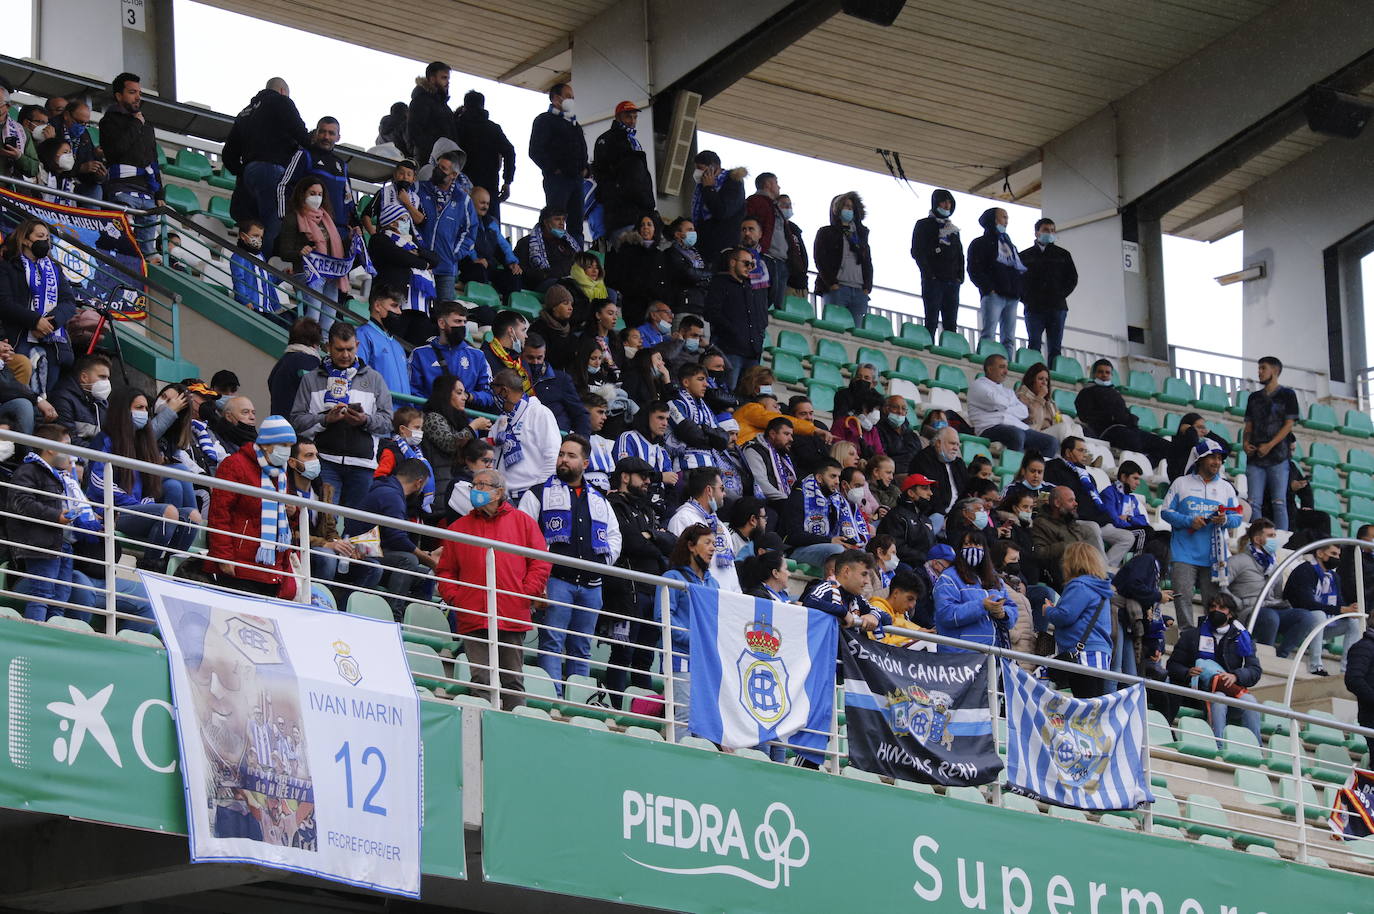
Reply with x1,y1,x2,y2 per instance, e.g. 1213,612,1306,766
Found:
738,620,789,726
1039,694,1113,791
888,686,955,751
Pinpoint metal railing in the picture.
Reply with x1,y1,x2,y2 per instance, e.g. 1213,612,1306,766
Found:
0,429,1370,874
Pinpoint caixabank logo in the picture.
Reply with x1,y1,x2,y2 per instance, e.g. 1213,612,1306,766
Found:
6,656,178,775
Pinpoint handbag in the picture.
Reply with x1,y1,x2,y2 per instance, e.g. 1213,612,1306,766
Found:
1049,596,1110,689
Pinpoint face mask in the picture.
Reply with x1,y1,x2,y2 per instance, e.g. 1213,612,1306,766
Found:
265,445,291,467
885,412,904,428
935,207,951,218
469,487,493,509
304,194,323,211
561,99,576,116
1264,539,1278,554
858,410,878,431
1004,562,1021,575
30,124,47,142
757,384,774,396
30,239,51,259
683,337,700,353
57,153,75,171
973,509,990,530
550,227,566,239
67,121,86,140
1323,556,1342,570
884,554,899,572
0,440,13,462
1206,611,1229,630
586,363,602,376
937,449,955,464
693,167,706,183
656,319,672,333
240,236,262,251
445,325,467,346
683,230,698,247
1093,377,1113,386
396,218,412,235
298,458,321,480
995,224,1007,234
846,486,867,505
510,337,523,354
394,180,412,191
962,545,985,567
130,409,149,429
931,420,948,430
406,428,424,444
780,208,794,220
839,208,854,224
88,378,112,401
623,345,639,360
1018,510,1033,523
1038,232,1056,245
707,497,719,514
640,236,654,248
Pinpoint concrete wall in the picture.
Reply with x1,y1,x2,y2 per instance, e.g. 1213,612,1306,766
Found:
1241,126,1374,396
35,0,173,96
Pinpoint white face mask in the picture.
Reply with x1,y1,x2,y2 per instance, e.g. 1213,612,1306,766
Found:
266,445,292,467
561,99,576,116
623,345,639,360
396,218,411,235
304,194,324,211
884,554,899,571
406,427,424,444
858,409,880,431
693,166,706,183
0,440,12,462
56,152,75,171
88,378,112,401
30,124,47,142
846,486,868,505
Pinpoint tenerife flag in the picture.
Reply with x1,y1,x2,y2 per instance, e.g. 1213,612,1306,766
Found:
1002,661,1154,811
687,584,838,757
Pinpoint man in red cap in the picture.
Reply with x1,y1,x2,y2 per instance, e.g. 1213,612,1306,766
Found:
877,472,937,567
592,100,656,241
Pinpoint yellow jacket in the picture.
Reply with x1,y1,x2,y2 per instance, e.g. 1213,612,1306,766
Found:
870,595,933,648
733,402,818,445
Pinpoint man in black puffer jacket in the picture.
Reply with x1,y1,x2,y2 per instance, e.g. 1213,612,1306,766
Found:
592,102,655,240
407,63,455,168
1019,217,1078,365
910,188,964,334
454,90,516,222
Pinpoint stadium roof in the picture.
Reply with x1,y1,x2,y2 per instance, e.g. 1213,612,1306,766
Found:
199,0,1368,239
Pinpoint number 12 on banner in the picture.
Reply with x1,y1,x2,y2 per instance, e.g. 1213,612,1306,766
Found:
335,742,388,815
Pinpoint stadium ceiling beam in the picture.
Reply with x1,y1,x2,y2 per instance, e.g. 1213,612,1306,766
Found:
967,149,1043,203
497,34,573,90
1171,194,1244,243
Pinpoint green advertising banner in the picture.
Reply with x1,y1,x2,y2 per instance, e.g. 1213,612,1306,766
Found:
482,713,1365,914
0,621,463,879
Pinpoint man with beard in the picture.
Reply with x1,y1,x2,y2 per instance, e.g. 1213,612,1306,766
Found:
742,415,796,516
520,435,622,694
408,300,496,408
280,117,357,243
780,458,862,569
353,286,409,395
605,457,673,700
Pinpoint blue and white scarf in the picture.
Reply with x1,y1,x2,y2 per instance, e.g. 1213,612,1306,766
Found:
746,244,769,289
1248,543,1274,574
23,256,66,343
384,230,436,312
996,232,1027,274
586,435,616,491
498,396,531,471
352,231,376,277
1197,618,1255,663
669,392,720,469
1061,458,1106,512
394,436,435,512
684,499,734,569
191,418,228,466
241,251,281,314
252,445,291,566
691,168,728,226
322,360,357,407
526,224,579,271
800,474,859,540
548,103,578,126
536,476,612,555
109,162,161,194
615,429,670,472
301,249,354,286
759,438,796,491
24,452,91,524
1311,558,1340,610
622,122,641,152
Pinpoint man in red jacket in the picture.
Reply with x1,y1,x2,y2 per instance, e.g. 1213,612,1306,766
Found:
208,415,298,598
437,467,552,709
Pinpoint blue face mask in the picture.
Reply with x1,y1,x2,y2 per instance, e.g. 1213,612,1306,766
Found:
886,412,904,428
931,420,948,430
840,208,855,224
130,409,149,430
550,228,566,239
683,230,698,247
779,208,793,220
708,497,719,514
973,510,990,530
1038,233,1055,245
962,545,985,566
469,487,493,509
68,121,87,140
656,319,671,333
935,207,951,218
995,224,1007,234
683,337,700,352
1264,539,1278,554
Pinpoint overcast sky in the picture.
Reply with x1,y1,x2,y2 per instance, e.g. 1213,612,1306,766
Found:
4,0,1251,372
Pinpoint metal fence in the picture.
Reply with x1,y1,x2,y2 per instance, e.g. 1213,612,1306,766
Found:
0,429,1371,873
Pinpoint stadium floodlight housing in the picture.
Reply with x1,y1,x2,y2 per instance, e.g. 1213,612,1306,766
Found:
1214,264,1266,286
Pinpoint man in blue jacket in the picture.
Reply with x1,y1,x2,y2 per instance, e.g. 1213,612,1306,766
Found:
521,334,589,435
354,286,409,395
529,83,587,244
409,301,496,408
1161,438,1241,633
966,207,1026,356
278,117,357,243
416,151,477,302
1281,543,1358,677
343,459,437,619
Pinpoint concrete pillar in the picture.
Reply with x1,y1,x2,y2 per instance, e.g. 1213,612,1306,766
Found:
34,0,175,98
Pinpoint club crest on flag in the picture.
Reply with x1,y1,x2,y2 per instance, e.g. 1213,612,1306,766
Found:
1041,696,1113,791
890,686,955,751
223,616,284,666
738,620,789,726
333,640,362,686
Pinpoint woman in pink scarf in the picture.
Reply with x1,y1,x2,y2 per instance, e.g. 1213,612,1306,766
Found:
278,177,348,330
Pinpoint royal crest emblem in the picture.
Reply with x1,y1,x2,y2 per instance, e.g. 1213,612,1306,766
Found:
888,686,955,750
333,640,362,686
1040,695,1112,790
737,620,789,726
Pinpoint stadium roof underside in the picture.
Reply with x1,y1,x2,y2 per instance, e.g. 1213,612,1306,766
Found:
199,0,1374,241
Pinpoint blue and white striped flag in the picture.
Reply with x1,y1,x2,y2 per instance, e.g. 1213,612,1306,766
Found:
688,584,837,757
1002,661,1154,811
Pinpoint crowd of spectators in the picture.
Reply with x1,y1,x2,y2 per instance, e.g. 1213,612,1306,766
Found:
0,64,1368,760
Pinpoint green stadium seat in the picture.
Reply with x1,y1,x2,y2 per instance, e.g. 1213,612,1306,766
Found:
402,602,456,656
773,295,813,324
46,616,94,635
1099,813,1138,830
207,167,237,191
853,347,890,376
1011,347,1043,373
812,337,849,368
1340,410,1374,439
769,329,810,358
1309,464,1340,492
1155,377,1194,406
945,785,986,804
625,725,665,741
967,337,1006,365
806,382,837,414
1119,369,1157,399
852,313,893,342
162,148,214,181
1260,700,1290,737
1049,355,1084,385
116,629,164,648
463,282,501,309
928,364,968,394
1171,716,1221,759
929,330,971,360
1302,713,1353,749
1341,495,1374,524
770,352,806,385
1052,388,1078,418
809,361,844,387
347,591,394,621
1348,471,1374,499
162,183,202,215
1340,448,1374,474
1146,711,1175,748
1302,403,1338,432
680,736,720,752
962,440,992,466
1313,489,1343,518
405,644,449,694
1232,768,1277,813
1001,792,1040,814
1273,776,1330,822
155,143,168,166
1192,383,1229,413
882,356,929,386
1146,787,1183,829
996,448,1024,481
520,665,560,712
205,194,234,227
891,322,933,351
808,304,855,333
1220,725,1265,768
1305,744,1354,786
842,765,883,783
1227,388,1250,417
1305,442,1340,468
508,290,542,319
1182,795,1244,845
564,674,616,721
1129,404,1160,433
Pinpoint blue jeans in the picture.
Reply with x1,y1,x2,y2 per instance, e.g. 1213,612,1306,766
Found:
70,569,154,629
118,501,197,567
111,190,158,256
435,273,457,302
18,547,76,621
538,577,602,689
302,278,338,336
790,542,846,569
1209,691,1262,745
242,161,286,254
921,277,961,332
311,549,385,605
0,396,35,434
542,174,583,244
764,256,788,310
1024,308,1067,364
319,461,375,511
722,356,757,394
1246,461,1290,530
824,286,869,324
979,292,1018,354
980,424,1057,459
1308,614,1359,673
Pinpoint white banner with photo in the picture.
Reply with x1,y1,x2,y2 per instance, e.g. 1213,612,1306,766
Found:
144,574,421,897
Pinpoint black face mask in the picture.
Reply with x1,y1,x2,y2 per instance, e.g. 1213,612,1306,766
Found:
1004,562,1021,576
198,400,217,422
445,325,467,346
1206,611,1229,630
1323,557,1342,570
850,378,870,392
382,313,405,334
395,180,412,191
30,239,51,259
